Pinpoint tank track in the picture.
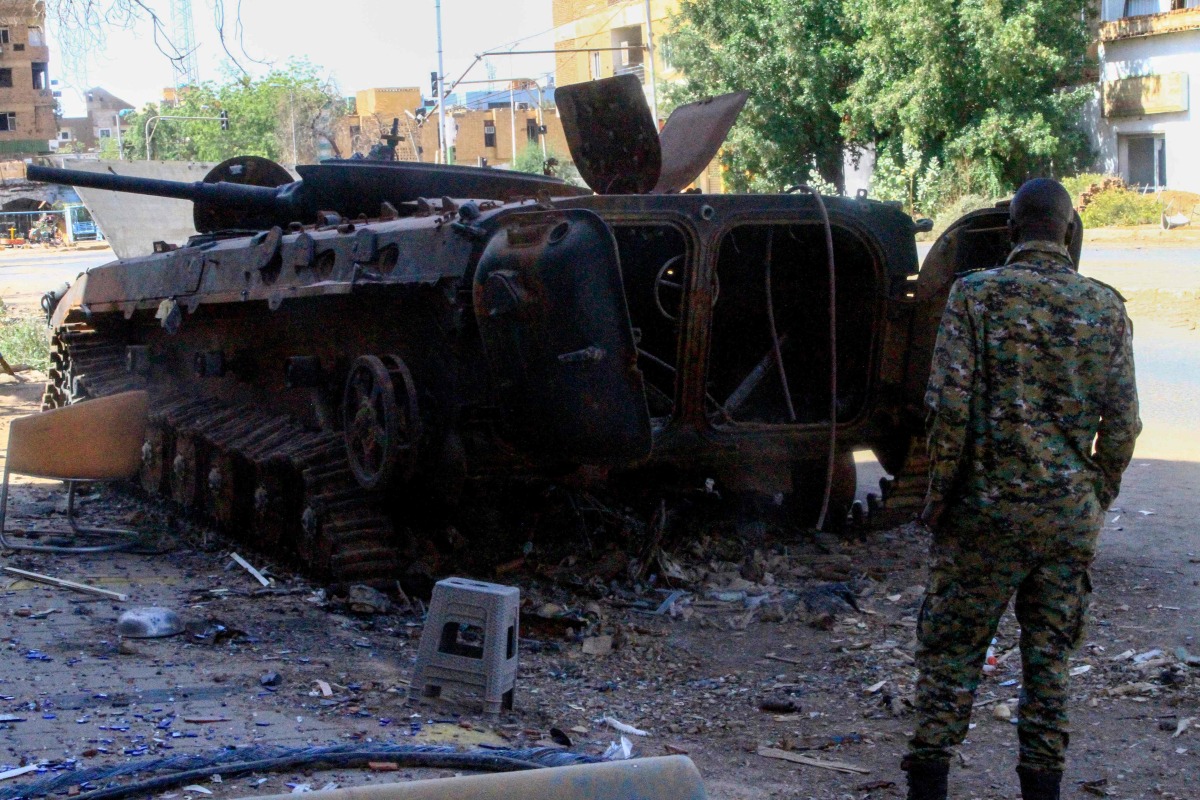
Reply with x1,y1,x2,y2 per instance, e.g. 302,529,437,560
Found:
44,324,402,587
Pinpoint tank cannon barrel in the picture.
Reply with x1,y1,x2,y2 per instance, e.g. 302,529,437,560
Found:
26,163,303,234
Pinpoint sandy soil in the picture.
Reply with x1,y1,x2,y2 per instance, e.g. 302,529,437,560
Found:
0,241,1195,800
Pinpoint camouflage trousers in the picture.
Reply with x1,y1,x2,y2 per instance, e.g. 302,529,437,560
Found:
907,508,1098,772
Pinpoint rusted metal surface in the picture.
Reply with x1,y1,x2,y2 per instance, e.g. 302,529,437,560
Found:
25,85,1021,582
654,90,748,194
555,74,662,195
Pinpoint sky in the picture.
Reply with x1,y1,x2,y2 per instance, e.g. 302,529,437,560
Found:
48,0,561,117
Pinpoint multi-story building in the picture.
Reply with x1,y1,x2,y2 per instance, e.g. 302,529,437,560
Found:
552,0,727,192
1093,0,1200,191
56,87,134,153
0,0,56,157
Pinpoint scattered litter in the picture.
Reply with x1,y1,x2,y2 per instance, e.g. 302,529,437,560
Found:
367,762,398,772
604,716,649,736
2,567,128,601
1070,665,1092,677
314,680,333,697
865,680,887,694
346,584,391,614
260,672,282,687
582,635,614,657
1078,777,1110,797
182,786,212,795
0,764,40,781
760,697,801,714
764,652,803,666
1137,510,1156,516
117,607,184,638
1133,649,1163,664
0,715,26,723
288,784,311,794
992,703,1012,721
602,736,633,761
1173,718,1193,738
1175,647,1200,667
1110,649,1135,661
182,716,231,724
549,727,572,747
229,552,271,587
757,747,870,775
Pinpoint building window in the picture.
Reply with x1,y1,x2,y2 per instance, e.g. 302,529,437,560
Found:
0,29,9,45
1125,134,1167,189
99,128,112,139
0,69,10,88
526,118,539,143
1123,0,1160,16
591,51,601,80
0,112,16,132
31,63,47,91
27,27,42,46
58,130,70,140
483,121,496,148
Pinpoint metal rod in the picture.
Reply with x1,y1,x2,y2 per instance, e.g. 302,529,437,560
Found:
436,0,448,164
644,0,659,124
763,228,796,423
480,46,646,56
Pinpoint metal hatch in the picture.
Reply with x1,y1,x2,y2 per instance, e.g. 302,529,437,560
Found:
556,73,747,195
902,203,1084,417
473,208,652,464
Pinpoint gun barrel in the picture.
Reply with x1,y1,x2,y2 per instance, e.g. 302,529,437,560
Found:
26,164,283,206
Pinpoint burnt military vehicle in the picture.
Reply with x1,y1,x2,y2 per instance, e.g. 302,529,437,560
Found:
30,76,1039,585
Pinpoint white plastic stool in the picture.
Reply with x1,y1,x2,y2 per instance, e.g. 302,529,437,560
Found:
409,577,519,713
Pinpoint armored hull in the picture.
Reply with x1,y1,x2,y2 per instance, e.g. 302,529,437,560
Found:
32,77,1041,585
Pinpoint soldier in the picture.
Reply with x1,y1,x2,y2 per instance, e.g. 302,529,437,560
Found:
904,179,1141,800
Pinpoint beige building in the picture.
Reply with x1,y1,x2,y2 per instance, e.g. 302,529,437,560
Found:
552,0,724,192
57,87,134,152
0,0,55,157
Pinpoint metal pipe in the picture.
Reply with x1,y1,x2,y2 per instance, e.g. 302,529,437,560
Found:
436,0,448,164
644,0,659,124
479,46,646,56
763,228,796,423
234,757,705,800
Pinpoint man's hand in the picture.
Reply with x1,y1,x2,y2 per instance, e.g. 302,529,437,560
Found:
921,498,946,531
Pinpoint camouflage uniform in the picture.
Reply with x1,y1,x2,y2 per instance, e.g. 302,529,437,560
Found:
908,240,1141,771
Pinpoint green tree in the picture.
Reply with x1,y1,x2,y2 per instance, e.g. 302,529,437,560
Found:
124,59,345,164
843,0,1094,196
664,0,859,192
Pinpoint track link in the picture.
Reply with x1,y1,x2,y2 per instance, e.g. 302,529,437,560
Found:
45,324,403,586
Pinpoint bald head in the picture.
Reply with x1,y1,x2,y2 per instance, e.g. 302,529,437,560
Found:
1009,178,1075,246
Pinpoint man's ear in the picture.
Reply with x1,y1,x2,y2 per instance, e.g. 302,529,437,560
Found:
1008,218,1018,245
1064,219,1075,246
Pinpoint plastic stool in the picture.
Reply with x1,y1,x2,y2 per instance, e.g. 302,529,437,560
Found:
409,577,519,713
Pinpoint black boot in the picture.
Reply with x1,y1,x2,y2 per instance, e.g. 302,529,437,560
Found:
904,760,949,800
1016,766,1062,800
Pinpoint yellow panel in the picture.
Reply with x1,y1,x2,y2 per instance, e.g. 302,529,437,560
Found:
1103,72,1190,117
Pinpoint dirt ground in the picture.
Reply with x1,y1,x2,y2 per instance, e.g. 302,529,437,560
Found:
0,242,1197,800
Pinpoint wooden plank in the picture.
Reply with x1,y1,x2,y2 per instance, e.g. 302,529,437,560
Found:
230,552,270,587
757,747,871,775
2,567,128,601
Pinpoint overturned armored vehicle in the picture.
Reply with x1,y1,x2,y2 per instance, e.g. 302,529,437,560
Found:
31,76,1042,585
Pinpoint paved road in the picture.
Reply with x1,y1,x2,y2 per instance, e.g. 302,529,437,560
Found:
0,247,115,310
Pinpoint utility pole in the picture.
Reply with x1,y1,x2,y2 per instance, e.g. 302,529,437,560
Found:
509,82,517,166
435,0,448,164
644,0,658,125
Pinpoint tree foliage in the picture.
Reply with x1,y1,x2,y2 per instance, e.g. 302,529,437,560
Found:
664,0,858,193
666,0,1095,202
122,60,345,164
844,0,1095,197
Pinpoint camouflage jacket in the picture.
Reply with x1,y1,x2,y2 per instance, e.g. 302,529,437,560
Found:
925,240,1141,527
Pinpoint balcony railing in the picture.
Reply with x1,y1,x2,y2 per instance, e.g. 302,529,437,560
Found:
1101,6,1200,41
615,63,645,83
